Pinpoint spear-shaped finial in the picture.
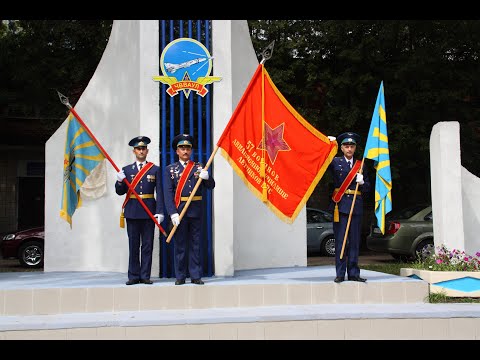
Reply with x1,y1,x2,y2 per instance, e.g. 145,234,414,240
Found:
56,90,72,108
260,40,275,65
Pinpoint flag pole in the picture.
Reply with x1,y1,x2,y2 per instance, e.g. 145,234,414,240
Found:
259,41,274,201
166,146,219,243
57,91,167,236
339,159,365,259
167,41,276,243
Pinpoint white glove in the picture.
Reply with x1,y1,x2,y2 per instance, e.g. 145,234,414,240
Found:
116,170,126,182
154,214,164,224
199,168,209,180
356,173,364,185
328,136,336,142
171,213,180,226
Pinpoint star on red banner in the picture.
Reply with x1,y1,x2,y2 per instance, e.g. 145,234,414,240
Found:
257,122,291,164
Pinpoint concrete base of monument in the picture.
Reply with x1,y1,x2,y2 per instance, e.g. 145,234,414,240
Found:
401,268,480,298
0,266,479,339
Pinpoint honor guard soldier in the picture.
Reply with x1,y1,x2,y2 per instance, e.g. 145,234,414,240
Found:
115,136,164,285
163,134,215,285
327,132,370,283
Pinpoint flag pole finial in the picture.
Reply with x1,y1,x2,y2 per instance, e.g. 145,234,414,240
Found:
56,90,72,109
260,40,275,65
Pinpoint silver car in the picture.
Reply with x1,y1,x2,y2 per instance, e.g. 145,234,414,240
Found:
307,207,335,257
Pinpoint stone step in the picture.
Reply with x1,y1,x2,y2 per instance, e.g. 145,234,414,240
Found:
0,266,428,316
1,303,480,340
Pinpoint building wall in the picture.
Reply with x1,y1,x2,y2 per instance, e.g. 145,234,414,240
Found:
0,146,44,233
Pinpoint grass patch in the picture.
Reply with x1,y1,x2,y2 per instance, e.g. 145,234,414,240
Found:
361,263,404,276
428,291,480,303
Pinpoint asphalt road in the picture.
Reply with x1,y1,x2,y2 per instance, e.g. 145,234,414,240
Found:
0,258,42,272
0,251,394,272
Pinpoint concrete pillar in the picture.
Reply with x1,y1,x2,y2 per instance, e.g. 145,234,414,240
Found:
430,122,465,251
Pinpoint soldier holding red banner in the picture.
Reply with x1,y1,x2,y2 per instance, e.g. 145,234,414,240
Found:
327,132,371,283
163,134,215,285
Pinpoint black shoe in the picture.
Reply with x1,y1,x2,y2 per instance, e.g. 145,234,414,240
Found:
175,279,185,285
191,278,204,285
334,276,345,283
348,276,367,282
125,279,140,285
140,279,153,284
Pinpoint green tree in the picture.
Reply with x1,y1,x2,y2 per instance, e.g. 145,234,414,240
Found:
0,20,113,144
249,20,480,209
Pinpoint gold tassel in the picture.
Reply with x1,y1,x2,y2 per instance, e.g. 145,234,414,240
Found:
334,203,339,222
260,158,265,178
120,211,125,228
262,182,268,202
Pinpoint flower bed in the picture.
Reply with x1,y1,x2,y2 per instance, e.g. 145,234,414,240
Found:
400,245,480,297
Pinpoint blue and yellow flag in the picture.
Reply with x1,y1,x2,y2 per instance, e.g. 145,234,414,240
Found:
60,113,105,226
363,81,392,234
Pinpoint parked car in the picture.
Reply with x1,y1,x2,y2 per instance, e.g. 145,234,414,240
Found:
1,226,44,268
366,204,433,261
307,207,335,257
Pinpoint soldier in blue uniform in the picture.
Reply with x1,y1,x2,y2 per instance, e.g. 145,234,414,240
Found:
327,132,370,283
115,136,164,285
163,134,215,285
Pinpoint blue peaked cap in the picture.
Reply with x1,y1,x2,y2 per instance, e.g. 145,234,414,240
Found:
172,134,194,149
128,136,151,148
338,132,360,145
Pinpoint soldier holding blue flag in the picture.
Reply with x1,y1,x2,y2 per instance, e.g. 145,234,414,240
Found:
115,136,164,285
327,132,371,283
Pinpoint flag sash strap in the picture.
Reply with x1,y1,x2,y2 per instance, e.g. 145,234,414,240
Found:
121,162,154,209
174,161,195,209
332,160,362,203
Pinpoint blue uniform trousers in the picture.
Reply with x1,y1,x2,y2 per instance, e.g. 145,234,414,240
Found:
126,218,155,281
174,216,202,280
333,212,362,278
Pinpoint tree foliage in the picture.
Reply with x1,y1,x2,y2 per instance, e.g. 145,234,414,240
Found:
1,20,479,210
0,20,113,143
249,20,480,208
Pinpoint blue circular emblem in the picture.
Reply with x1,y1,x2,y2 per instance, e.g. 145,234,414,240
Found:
160,38,212,82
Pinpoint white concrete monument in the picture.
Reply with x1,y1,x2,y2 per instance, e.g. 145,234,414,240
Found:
44,20,307,276
430,121,480,255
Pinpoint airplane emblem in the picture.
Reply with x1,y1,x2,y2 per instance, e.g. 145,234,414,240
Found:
153,38,222,98
165,56,213,74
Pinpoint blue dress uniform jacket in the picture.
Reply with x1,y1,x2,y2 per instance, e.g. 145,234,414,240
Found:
328,157,370,215
163,162,215,218
115,162,163,218
163,161,215,281
328,157,371,279
115,161,163,282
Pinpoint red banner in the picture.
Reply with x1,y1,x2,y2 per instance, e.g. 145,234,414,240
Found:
217,64,337,223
